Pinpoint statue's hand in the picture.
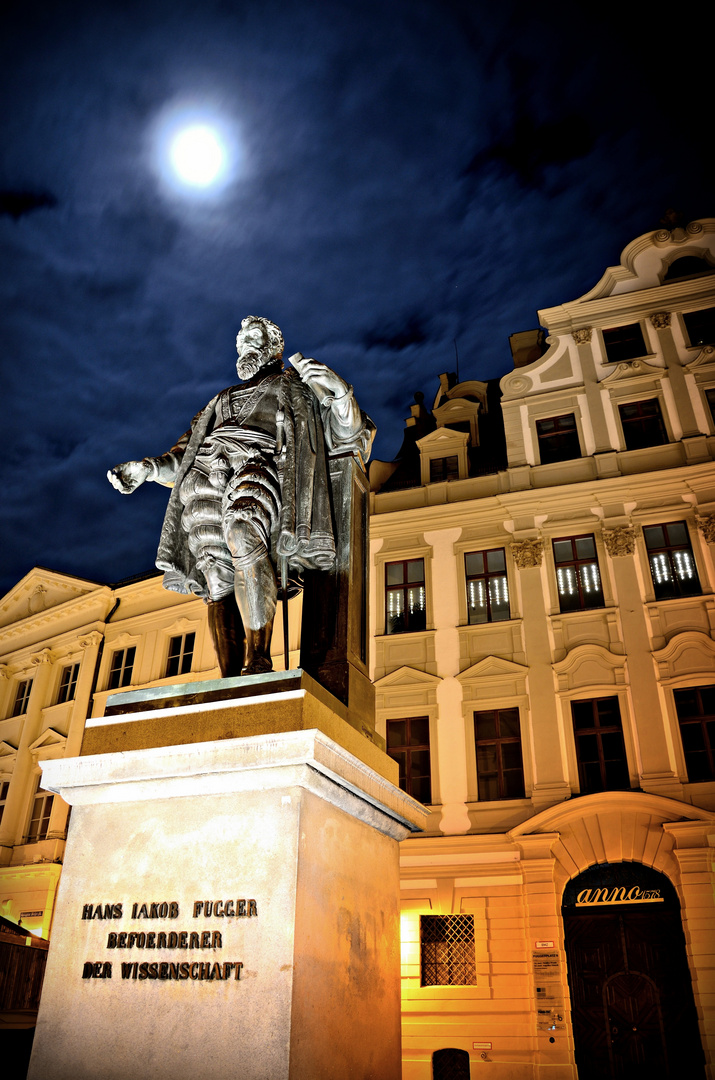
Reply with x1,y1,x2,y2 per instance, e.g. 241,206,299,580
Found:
107,460,151,494
289,353,348,401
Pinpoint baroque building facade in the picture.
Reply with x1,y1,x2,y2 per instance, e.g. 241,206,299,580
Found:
1,219,715,1078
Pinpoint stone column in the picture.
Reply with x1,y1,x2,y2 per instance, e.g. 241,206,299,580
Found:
662,820,715,1078
511,539,569,810
602,525,682,798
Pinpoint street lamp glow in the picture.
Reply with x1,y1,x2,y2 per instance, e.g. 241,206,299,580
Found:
169,125,225,187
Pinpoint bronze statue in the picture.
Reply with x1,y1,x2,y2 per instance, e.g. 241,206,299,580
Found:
108,316,373,678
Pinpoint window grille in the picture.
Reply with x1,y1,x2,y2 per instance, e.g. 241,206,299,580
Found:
166,632,196,678
421,914,476,987
57,662,80,704
108,647,136,690
553,535,604,612
643,522,701,600
385,559,426,634
465,548,510,624
535,413,581,465
673,685,715,782
618,399,668,451
432,1047,471,1080
13,679,33,716
387,717,431,804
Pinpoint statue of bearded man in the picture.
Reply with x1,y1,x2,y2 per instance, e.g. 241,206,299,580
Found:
108,316,373,677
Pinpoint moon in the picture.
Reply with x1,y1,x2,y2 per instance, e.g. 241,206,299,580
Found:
152,103,240,197
169,125,225,187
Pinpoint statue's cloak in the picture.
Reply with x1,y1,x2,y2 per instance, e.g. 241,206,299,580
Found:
155,368,370,598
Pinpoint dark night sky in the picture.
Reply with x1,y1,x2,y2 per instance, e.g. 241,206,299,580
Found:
1,0,711,597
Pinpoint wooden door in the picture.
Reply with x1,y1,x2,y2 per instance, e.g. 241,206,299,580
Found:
563,905,704,1080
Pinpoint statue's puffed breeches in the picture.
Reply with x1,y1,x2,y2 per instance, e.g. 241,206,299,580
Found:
179,449,281,602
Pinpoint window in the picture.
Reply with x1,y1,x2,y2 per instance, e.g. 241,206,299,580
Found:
386,717,431,804
421,914,476,987
465,548,510,624
706,388,715,425
13,680,32,716
602,323,647,363
664,256,715,282
618,399,668,450
474,707,525,800
57,662,80,704
643,521,701,600
432,1048,471,1080
27,777,54,843
553,535,604,612
429,455,459,483
385,559,426,634
571,697,630,794
683,307,715,347
0,781,9,828
674,685,715,782
108,646,136,690
166,632,195,678
535,413,581,465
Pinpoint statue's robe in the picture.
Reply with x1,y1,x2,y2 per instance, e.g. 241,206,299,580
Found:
154,368,372,599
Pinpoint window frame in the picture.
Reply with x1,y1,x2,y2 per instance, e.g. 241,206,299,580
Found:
535,412,582,465
107,646,136,691
473,706,526,802
12,679,33,717
464,548,511,625
683,307,715,349
552,534,605,613
673,685,715,783
384,557,428,636
26,775,55,844
57,662,80,705
618,397,669,451
429,455,460,483
642,520,702,601
0,780,9,828
386,716,432,805
165,632,196,679
570,696,631,795
601,322,649,364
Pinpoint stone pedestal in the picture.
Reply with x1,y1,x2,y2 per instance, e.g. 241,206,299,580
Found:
29,677,427,1080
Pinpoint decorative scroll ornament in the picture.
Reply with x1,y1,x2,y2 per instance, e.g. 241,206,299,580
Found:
79,631,103,650
572,327,592,345
511,539,544,569
603,526,636,557
649,312,671,330
696,514,715,545
0,665,10,680
30,648,54,666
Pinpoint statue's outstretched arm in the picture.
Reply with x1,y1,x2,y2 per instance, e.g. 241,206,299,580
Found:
107,425,193,495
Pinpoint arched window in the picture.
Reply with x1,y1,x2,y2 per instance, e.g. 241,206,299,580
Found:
432,1047,471,1079
662,255,714,282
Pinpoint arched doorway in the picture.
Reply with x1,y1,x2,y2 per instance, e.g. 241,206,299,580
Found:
562,863,704,1080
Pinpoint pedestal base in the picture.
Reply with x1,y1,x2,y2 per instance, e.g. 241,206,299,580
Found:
29,715,427,1080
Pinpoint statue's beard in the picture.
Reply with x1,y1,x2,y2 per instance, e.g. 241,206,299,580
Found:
236,347,273,380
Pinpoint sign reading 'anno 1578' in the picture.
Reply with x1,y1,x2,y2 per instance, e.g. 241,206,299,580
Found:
80,897,257,983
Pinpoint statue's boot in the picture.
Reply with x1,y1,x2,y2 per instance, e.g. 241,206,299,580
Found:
207,595,245,678
233,556,277,676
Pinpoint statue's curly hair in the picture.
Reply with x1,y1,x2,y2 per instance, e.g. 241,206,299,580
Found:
240,316,284,360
